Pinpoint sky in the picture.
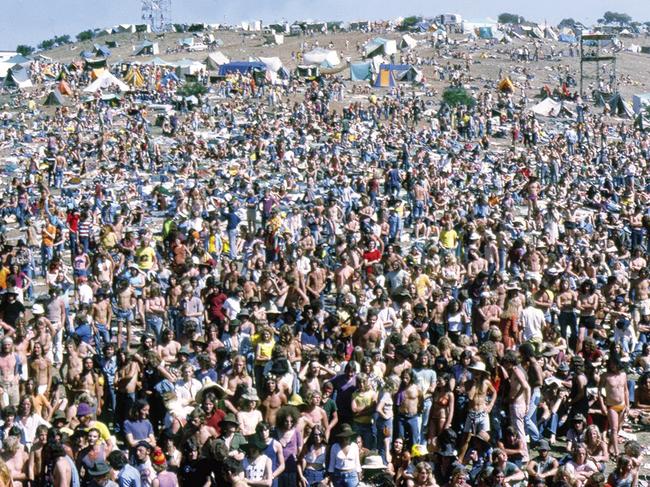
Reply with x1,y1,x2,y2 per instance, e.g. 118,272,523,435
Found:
1,0,649,49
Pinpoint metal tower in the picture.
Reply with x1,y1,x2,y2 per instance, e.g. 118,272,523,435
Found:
141,0,172,32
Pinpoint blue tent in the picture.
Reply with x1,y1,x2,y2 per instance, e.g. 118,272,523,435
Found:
161,72,180,85
350,62,372,81
478,27,493,39
558,34,577,43
93,44,111,57
374,66,396,88
218,61,266,76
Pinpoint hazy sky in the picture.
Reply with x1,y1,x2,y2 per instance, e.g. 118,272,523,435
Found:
2,0,649,48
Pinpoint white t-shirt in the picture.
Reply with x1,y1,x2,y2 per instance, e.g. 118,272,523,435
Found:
519,306,545,341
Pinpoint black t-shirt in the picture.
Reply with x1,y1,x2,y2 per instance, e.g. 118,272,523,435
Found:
1,299,25,326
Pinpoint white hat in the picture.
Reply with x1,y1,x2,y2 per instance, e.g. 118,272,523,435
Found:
468,361,488,374
32,304,45,315
361,455,387,470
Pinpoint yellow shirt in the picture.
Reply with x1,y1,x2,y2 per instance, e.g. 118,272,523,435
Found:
439,229,458,249
255,340,275,364
415,274,432,298
135,246,155,270
352,390,375,424
0,267,9,289
83,420,111,444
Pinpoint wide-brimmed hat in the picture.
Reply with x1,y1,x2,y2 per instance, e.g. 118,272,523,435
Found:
362,455,387,470
468,361,488,374
219,413,239,427
32,303,45,315
335,423,356,439
87,461,111,477
243,434,267,452
196,382,228,403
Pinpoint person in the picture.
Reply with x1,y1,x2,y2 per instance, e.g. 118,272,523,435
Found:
298,426,327,487
150,447,178,487
525,440,558,483
503,350,531,463
598,352,629,458
243,433,273,487
458,361,496,460
107,450,141,487
327,424,361,487
86,461,118,487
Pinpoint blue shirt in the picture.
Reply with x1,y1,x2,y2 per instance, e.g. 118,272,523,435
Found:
118,464,142,487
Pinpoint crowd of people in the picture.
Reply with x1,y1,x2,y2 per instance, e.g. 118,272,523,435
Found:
0,23,649,487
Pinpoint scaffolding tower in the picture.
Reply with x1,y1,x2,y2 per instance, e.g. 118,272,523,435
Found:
579,33,617,97
141,0,172,33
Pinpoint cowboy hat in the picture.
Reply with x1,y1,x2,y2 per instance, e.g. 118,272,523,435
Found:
32,304,45,315
335,423,356,439
87,461,111,477
287,394,305,407
243,434,267,452
219,413,239,427
242,390,260,403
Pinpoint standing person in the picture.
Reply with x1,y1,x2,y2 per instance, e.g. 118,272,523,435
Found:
0,337,22,407
242,434,273,487
375,378,397,464
224,204,242,261
274,406,302,487
150,447,178,487
350,374,376,450
503,350,531,463
458,361,496,460
413,352,437,444
327,424,361,487
297,426,326,487
598,353,629,458
396,369,420,450
519,343,542,445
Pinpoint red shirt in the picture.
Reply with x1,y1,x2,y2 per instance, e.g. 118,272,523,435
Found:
66,213,80,233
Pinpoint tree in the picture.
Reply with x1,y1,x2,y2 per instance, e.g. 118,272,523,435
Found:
558,18,576,29
177,82,207,98
54,35,71,45
15,45,34,57
76,30,94,42
498,13,525,25
400,16,422,31
38,39,55,50
442,87,476,108
603,11,632,25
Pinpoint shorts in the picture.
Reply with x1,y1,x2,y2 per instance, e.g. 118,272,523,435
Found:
463,409,490,434
580,315,596,330
114,308,134,323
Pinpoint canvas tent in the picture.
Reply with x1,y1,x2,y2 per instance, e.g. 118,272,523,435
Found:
124,66,146,88
43,90,65,106
607,93,634,118
264,34,284,45
558,33,576,43
83,71,130,92
58,79,73,96
530,98,567,117
145,57,175,67
364,38,397,58
478,27,493,39
350,62,372,81
296,65,319,78
135,41,159,56
633,93,650,114
302,48,340,68
205,52,230,69
373,66,396,88
93,44,111,57
400,34,417,50
251,57,283,73
218,61,266,76
498,77,514,93
4,65,32,89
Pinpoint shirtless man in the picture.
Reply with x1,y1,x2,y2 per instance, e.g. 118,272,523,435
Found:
306,261,327,302
45,287,66,366
260,375,287,427
115,352,140,431
334,256,354,294
397,369,421,449
0,338,21,406
2,435,28,487
504,350,531,462
634,272,650,325
157,328,181,365
29,343,52,395
28,424,48,484
599,353,629,457
353,311,382,351
91,290,112,346
71,356,103,415
222,355,253,398
457,361,497,459
114,280,136,349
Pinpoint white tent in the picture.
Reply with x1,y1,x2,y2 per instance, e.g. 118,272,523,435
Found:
303,48,340,67
400,34,417,50
251,56,283,73
83,71,130,93
530,98,575,117
205,52,230,69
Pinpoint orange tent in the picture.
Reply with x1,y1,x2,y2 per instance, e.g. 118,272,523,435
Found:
58,79,73,96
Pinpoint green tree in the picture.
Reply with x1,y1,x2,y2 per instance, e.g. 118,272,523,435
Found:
558,18,576,28
400,16,422,31
498,13,525,25
603,11,632,25
177,82,207,98
15,45,34,56
442,87,476,108
54,35,71,45
76,30,94,42
38,39,55,50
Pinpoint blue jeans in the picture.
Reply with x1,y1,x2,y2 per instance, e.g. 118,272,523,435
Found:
539,412,558,438
375,416,393,463
419,397,432,444
332,471,358,487
397,413,420,449
146,315,164,342
228,228,238,259
40,245,53,276
525,387,541,443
